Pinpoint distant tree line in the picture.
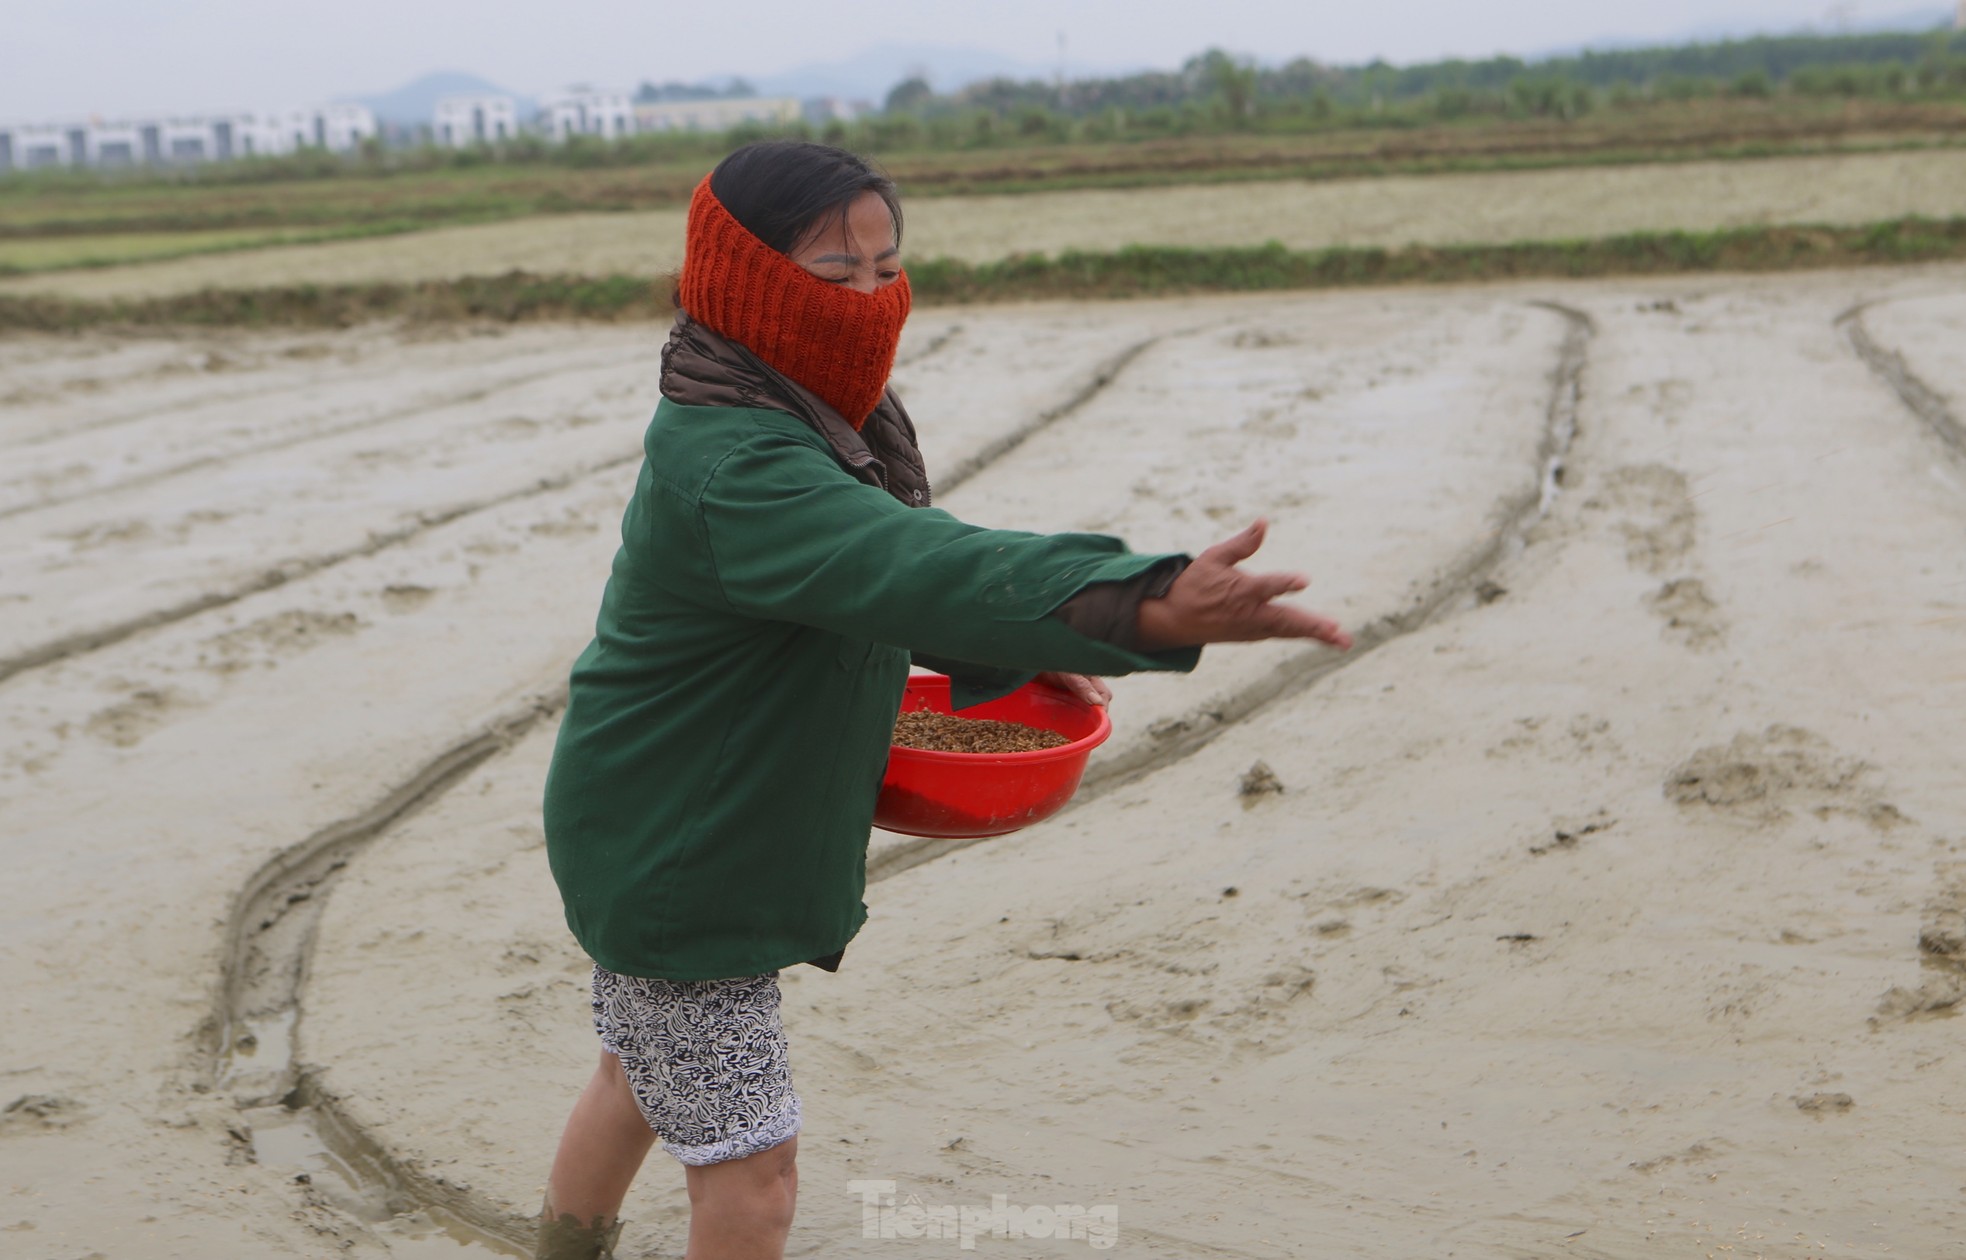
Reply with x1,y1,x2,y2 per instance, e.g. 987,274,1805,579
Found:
875,28,1966,137
14,28,1966,189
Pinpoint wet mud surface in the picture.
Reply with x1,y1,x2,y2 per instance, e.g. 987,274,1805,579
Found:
4,271,1966,1257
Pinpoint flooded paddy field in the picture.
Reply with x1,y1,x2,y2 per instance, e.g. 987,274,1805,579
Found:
3,268,1964,1258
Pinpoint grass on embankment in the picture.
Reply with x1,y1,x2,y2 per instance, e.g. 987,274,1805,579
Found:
0,221,435,277
3,216,1962,332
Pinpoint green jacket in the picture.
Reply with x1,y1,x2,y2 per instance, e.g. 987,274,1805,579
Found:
543,399,1198,980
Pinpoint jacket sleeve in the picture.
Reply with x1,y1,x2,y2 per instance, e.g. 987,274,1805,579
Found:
907,655,1035,711
698,423,1200,678
910,556,1190,709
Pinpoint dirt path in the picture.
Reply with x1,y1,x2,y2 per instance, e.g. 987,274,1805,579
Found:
5,150,1965,302
3,268,1963,1258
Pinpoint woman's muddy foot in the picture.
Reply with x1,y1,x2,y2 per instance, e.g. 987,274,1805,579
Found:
535,1203,624,1260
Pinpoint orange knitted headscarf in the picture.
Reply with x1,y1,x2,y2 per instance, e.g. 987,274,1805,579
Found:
678,174,911,429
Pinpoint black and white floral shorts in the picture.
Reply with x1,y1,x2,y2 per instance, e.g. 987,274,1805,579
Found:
591,965,801,1167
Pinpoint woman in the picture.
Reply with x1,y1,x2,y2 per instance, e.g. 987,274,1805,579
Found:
536,140,1351,1260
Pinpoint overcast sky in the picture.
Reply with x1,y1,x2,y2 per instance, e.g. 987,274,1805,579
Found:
1,0,1937,120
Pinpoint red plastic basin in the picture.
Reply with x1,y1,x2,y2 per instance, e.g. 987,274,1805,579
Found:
874,674,1112,839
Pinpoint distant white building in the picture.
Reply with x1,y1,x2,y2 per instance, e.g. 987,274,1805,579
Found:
342,103,379,148
0,122,73,170
311,103,379,152
161,117,224,162
633,96,802,133
802,97,872,125
83,120,148,166
226,105,375,157
0,103,376,173
433,95,519,147
539,89,636,142
241,112,300,157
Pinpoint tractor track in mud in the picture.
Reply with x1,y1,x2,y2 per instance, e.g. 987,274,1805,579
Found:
195,326,1148,1258
1,323,977,684
894,322,963,369
932,336,1162,496
868,301,1594,883
0,336,627,449
0,349,636,520
201,324,1165,1255
204,301,1591,1254
207,689,565,1255
0,448,641,687
1837,301,1966,467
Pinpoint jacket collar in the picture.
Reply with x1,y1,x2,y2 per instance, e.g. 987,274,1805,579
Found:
659,312,931,509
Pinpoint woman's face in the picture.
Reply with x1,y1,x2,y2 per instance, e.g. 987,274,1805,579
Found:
788,190,901,294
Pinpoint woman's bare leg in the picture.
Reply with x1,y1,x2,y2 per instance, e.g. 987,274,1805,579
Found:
682,1135,799,1260
539,1051,657,1254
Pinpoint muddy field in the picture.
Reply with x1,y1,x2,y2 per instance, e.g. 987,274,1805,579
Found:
5,148,1966,303
2,268,1964,1259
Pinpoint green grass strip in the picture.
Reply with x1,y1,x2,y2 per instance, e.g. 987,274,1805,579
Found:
0,273,671,332
0,219,443,278
912,215,1966,300
4,216,1963,332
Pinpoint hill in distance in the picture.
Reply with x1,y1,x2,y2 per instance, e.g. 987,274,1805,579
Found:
345,71,536,126
336,50,1079,122
750,41,1135,102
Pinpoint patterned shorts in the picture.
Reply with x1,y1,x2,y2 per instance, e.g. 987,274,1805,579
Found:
591,965,801,1167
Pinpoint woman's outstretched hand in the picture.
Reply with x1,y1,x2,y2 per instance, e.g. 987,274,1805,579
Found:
1136,520,1354,652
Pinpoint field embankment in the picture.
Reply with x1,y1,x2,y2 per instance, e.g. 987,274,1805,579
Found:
2,146,1964,324
4,215,1965,332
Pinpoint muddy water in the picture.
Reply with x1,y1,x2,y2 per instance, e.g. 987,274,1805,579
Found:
243,1102,521,1258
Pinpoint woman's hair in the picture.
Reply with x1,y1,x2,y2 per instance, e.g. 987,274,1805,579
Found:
709,140,902,256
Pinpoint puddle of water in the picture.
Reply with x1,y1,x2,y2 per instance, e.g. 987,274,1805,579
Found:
208,707,552,1256
219,1009,316,1114
245,1103,384,1211
244,1104,525,1257
376,1213,524,1259
224,1013,524,1258
219,1009,295,1088
1537,450,1568,518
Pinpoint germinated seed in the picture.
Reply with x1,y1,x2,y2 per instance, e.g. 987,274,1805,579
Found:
892,710,1071,753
